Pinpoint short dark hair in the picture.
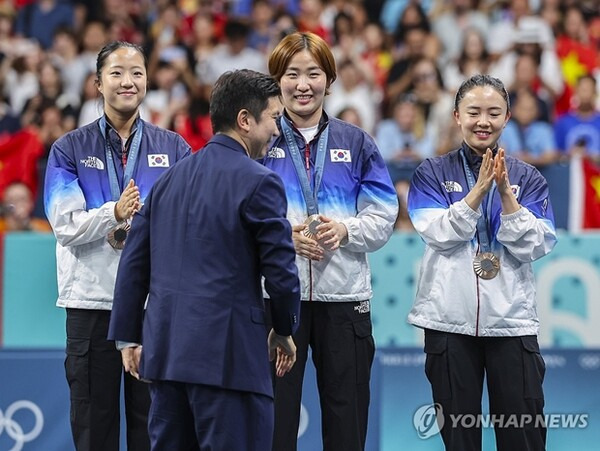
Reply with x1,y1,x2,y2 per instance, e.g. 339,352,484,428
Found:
95,41,147,82
454,74,510,112
209,69,281,133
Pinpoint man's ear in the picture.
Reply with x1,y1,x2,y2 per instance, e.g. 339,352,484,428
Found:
237,109,251,133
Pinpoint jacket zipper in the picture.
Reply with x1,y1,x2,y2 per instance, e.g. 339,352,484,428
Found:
475,243,481,336
304,141,313,301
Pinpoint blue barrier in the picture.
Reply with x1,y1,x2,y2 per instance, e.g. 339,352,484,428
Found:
1,348,598,450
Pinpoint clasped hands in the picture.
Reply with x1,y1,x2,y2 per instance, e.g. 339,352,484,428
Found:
466,148,520,214
292,215,348,261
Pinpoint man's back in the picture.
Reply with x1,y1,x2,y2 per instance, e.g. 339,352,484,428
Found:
111,134,299,397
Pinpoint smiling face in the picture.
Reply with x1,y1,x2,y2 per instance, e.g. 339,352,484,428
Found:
454,85,510,155
97,46,147,119
246,96,283,159
279,49,328,128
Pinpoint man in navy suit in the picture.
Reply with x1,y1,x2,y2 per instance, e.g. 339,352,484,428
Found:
107,69,300,451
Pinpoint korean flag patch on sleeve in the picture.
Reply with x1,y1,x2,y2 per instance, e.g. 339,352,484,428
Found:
330,148,351,163
148,154,170,167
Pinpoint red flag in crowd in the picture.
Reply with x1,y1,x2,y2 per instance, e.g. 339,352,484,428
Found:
0,129,44,199
569,155,600,231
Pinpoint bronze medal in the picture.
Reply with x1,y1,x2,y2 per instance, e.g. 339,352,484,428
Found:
303,214,321,240
107,223,131,250
473,252,500,279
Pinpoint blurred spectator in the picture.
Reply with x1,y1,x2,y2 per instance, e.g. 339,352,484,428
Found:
0,181,50,232
501,88,558,167
391,2,439,59
489,27,563,115
14,0,75,50
486,0,555,59
506,52,554,122
443,27,491,93
539,0,562,38
320,0,356,33
77,71,101,127
1,41,42,115
170,86,213,152
191,13,218,83
145,59,189,124
0,95,21,135
375,93,435,183
330,10,360,60
379,0,435,34
203,19,266,85
409,57,455,154
0,4,23,62
336,105,363,128
20,60,78,135
229,0,300,18
297,0,329,41
325,58,379,134
34,100,72,156
270,9,298,46
386,24,437,104
102,0,145,45
49,26,89,101
247,0,276,54
76,20,108,74
554,75,600,162
147,1,193,71
431,0,489,65
555,5,600,116
360,21,393,92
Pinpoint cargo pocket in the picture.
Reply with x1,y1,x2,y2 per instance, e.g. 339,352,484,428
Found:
520,336,545,399
424,331,452,399
65,338,91,401
353,319,375,385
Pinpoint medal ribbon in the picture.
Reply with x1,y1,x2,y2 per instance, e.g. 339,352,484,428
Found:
460,149,495,253
281,118,329,216
99,116,144,201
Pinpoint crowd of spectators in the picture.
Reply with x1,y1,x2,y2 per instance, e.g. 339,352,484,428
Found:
0,0,598,231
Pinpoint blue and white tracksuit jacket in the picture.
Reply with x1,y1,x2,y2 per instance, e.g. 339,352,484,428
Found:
44,117,191,311
262,113,399,302
407,143,557,336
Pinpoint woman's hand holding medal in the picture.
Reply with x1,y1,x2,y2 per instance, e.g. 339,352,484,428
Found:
292,214,348,260
314,215,348,251
114,179,141,221
292,223,324,261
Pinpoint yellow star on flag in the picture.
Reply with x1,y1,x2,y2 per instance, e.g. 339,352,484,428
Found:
561,51,588,87
590,175,600,202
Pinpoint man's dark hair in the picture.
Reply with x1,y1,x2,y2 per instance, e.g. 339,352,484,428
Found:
209,69,281,133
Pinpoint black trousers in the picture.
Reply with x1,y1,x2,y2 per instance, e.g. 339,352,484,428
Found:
65,308,151,451
424,329,547,451
266,300,375,451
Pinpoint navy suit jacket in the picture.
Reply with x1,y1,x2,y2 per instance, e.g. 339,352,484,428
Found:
108,134,300,398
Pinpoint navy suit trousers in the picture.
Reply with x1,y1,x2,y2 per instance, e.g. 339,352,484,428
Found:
148,381,274,451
